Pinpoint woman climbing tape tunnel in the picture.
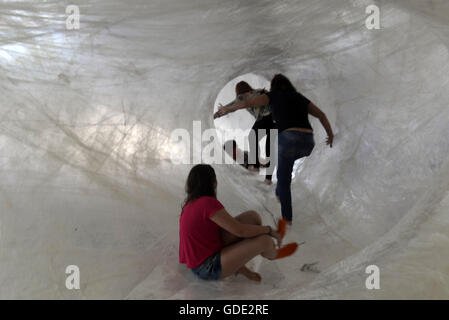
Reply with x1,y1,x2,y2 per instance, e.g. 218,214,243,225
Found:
218,81,277,184
214,74,334,225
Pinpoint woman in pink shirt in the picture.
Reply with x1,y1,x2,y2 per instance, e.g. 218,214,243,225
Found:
179,164,298,281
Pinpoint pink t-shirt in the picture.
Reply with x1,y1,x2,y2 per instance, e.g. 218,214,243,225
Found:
179,196,224,269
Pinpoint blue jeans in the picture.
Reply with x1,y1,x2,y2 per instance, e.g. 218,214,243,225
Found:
275,131,315,222
191,251,222,281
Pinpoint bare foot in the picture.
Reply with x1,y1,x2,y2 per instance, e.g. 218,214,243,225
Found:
237,266,262,282
264,179,272,185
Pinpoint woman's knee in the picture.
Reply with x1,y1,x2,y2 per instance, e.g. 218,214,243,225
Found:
247,210,262,225
238,210,262,225
256,234,274,249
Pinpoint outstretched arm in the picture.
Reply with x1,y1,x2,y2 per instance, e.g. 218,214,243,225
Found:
222,99,236,108
213,95,243,119
214,97,240,115
308,102,334,147
210,208,280,242
214,94,269,119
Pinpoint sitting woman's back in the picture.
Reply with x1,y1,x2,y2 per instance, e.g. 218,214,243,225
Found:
179,196,224,269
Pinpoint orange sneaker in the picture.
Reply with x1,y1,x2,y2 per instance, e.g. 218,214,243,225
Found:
273,242,298,260
277,218,288,238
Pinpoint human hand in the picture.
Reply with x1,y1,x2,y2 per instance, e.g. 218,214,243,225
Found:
326,134,334,148
269,229,283,248
277,218,287,238
213,104,229,119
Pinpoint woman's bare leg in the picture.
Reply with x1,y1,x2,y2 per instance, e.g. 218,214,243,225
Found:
220,211,265,281
220,234,277,279
220,210,262,246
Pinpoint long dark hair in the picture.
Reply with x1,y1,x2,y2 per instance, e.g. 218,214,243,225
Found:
182,164,217,208
270,74,297,93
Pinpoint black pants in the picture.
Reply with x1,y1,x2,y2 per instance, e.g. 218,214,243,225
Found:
249,114,277,181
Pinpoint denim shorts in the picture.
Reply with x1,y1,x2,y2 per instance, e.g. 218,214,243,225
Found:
191,251,222,281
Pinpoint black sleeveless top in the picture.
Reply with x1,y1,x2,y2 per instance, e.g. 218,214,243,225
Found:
266,91,312,133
